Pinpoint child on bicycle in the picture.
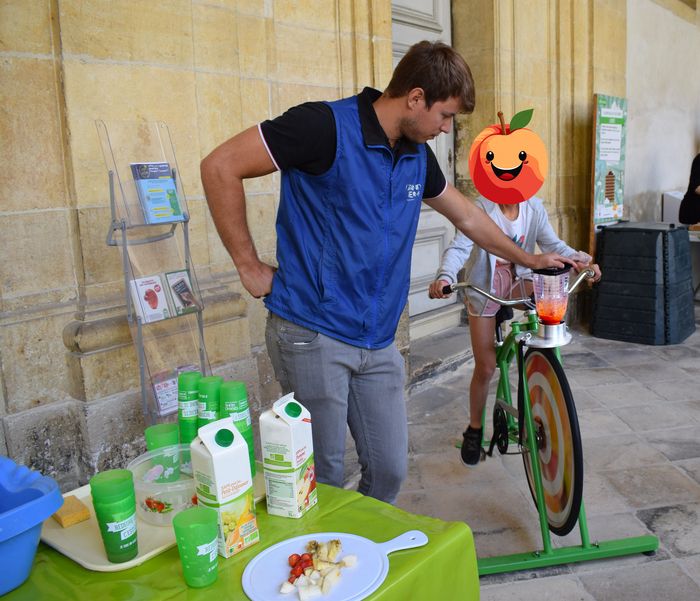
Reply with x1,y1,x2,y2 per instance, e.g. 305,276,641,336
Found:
428,110,601,466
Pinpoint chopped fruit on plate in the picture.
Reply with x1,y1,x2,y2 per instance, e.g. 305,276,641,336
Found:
280,539,357,598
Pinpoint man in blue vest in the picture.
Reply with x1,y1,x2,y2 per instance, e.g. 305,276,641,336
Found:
202,41,572,504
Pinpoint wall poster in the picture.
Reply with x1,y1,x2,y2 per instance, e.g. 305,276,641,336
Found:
591,94,627,226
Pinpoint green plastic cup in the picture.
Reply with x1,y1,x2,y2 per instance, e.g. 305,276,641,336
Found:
89,469,138,563
241,428,256,478
197,376,223,428
144,423,180,483
179,421,198,446
220,381,255,475
173,506,219,588
219,381,248,419
145,422,179,450
178,371,201,444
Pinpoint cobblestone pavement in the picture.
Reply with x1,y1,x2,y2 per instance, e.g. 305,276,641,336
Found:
397,308,700,601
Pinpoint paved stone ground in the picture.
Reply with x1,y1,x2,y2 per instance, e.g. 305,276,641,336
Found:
396,307,700,601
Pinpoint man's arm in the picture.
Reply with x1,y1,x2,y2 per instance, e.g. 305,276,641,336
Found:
424,183,573,270
201,126,277,298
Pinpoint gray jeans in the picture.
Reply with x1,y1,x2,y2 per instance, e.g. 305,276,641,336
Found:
265,312,408,504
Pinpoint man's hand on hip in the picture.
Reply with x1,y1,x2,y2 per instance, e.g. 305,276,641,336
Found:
239,261,277,298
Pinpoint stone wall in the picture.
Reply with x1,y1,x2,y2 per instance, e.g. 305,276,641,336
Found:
0,0,392,491
625,0,700,220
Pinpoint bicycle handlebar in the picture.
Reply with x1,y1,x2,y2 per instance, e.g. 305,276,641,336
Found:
441,282,535,309
441,267,596,308
567,268,595,295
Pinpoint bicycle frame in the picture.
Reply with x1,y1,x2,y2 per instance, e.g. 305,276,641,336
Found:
446,270,659,575
491,311,538,444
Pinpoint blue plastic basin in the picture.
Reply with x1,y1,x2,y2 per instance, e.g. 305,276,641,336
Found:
0,456,63,595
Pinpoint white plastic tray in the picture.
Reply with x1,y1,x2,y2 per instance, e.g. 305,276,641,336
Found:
40,485,175,572
40,471,266,572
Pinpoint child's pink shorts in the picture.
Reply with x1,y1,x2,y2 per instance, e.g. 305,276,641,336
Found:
467,262,526,318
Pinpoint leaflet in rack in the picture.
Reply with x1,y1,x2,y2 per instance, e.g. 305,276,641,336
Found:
130,162,185,224
151,364,198,416
164,269,201,315
129,275,172,323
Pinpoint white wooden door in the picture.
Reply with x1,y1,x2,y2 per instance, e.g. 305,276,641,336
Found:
392,0,456,317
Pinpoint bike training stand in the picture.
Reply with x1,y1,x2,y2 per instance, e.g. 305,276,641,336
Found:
477,501,659,576
477,326,659,576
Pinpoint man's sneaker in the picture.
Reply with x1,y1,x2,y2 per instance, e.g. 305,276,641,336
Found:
460,426,484,466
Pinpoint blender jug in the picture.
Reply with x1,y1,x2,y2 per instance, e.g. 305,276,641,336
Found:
532,266,570,325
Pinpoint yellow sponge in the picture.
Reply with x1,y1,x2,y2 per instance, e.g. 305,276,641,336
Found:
52,495,91,528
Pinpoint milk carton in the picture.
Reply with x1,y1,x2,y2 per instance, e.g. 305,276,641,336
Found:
190,417,259,557
259,393,317,518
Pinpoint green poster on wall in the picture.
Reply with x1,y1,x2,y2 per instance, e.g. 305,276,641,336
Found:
592,94,627,225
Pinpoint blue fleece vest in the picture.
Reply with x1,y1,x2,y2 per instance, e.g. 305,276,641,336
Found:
264,94,427,349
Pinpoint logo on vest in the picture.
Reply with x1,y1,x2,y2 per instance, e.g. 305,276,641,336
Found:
405,183,422,202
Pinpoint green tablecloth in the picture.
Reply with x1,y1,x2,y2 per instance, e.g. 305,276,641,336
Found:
8,484,479,600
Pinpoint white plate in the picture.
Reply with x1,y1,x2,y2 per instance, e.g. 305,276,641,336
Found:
241,530,427,601
40,471,267,572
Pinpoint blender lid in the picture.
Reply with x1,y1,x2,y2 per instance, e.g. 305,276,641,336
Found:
532,265,571,276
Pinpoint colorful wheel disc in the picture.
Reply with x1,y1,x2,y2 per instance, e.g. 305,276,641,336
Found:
522,348,583,536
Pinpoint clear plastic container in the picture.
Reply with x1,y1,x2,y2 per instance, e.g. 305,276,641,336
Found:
126,444,196,526
532,266,570,325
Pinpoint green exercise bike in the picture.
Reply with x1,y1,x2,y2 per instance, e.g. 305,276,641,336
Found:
444,266,658,575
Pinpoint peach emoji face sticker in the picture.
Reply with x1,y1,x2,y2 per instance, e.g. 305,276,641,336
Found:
468,109,548,204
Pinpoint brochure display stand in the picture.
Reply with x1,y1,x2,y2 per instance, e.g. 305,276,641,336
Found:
97,120,210,424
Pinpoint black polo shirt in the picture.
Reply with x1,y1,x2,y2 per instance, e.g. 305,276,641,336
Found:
259,87,447,199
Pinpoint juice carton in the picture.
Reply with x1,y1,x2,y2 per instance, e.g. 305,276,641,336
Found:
190,417,259,557
259,393,317,518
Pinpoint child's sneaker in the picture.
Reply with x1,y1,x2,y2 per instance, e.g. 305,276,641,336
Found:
460,426,484,466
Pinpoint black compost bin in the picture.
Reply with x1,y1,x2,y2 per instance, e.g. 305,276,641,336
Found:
591,222,695,345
